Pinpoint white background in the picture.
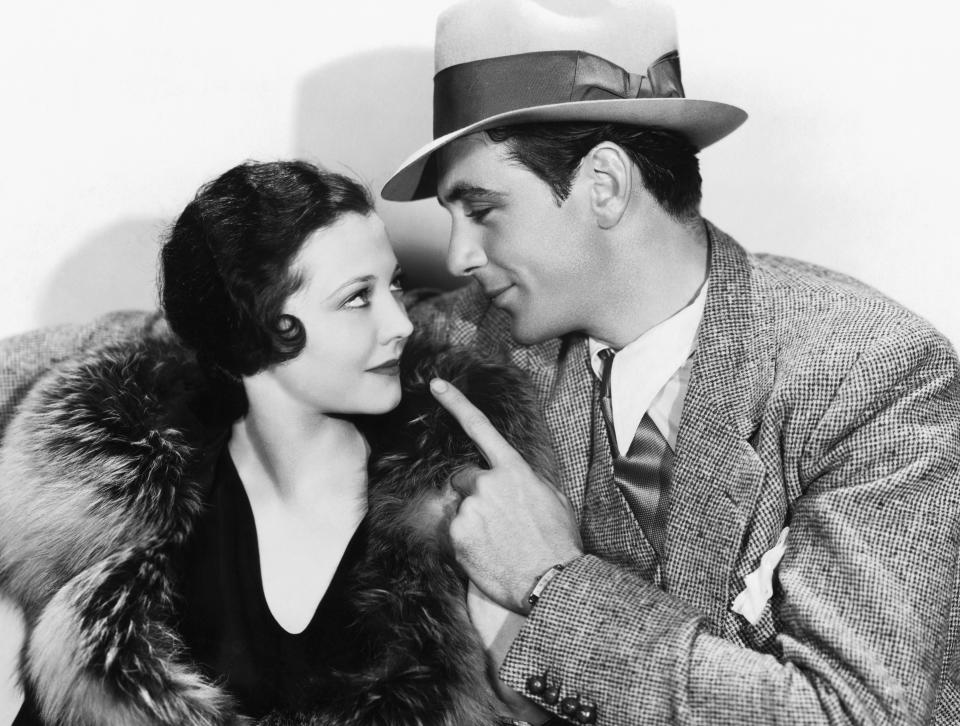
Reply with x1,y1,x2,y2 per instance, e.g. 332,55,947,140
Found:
1,1,958,721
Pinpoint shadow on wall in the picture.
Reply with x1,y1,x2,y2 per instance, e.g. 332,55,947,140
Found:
36,218,166,327
294,48,464,293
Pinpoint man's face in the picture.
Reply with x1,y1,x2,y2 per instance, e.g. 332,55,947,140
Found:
436,133,600,344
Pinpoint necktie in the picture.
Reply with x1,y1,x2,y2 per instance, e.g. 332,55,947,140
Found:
597,348,673,559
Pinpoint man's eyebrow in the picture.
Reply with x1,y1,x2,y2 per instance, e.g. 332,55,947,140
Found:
438,184,505,207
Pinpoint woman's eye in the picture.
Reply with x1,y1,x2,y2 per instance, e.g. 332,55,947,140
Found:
342,288,371,309
389,275,405,294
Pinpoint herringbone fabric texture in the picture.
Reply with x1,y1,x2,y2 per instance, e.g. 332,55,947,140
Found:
411,222,960,725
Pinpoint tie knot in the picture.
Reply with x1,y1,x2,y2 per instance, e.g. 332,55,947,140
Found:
598,348,615,398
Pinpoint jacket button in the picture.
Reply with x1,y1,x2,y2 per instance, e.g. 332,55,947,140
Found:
560,696,580,716
542,684,561,705
576,703,597,724
525,674,546,695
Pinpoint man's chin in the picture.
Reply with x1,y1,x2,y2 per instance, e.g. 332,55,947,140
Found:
509,316,556,346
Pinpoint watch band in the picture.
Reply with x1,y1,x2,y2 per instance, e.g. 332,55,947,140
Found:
527,563,566,608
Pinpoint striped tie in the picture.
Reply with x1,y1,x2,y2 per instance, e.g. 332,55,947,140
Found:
598,348,673,559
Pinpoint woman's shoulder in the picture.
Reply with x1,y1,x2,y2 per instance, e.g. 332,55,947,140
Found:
0,333,239,725
0,334,226,616
0,311,166,440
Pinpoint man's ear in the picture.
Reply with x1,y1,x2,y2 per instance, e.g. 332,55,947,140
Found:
585,143,632,229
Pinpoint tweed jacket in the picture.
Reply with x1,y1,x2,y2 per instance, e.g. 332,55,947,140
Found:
409,221,960,726
0,326,556,725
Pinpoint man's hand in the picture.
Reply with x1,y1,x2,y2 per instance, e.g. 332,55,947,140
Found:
430,378,583,613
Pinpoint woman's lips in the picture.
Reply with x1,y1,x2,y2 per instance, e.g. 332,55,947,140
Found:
367,359,400,376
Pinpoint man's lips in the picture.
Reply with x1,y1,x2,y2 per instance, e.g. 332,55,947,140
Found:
366,359,400,375
484,284,513,302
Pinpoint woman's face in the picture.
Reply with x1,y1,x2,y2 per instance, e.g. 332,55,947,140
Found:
272,212,413,415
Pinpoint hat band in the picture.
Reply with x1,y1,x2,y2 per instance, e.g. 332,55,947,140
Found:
433,50,684,138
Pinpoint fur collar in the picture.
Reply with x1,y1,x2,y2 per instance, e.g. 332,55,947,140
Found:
0,332,554,725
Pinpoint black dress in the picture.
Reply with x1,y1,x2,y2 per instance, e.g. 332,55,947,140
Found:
177,450,369,717
13,450,369,724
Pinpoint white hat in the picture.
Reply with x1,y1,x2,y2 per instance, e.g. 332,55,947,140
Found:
381,0,747,201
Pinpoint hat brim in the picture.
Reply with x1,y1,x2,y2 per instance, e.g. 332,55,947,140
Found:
381,98,747,202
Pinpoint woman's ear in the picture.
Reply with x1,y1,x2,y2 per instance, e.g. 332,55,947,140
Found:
585,143,632,229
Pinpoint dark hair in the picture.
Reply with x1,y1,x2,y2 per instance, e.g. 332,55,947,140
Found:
160,160,373,377
485,123,702,220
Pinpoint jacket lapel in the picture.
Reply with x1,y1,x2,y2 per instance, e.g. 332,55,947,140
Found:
580,389,659,579
516,335,592,519
664,223,776,630
515,223,776,623
526,335,656,573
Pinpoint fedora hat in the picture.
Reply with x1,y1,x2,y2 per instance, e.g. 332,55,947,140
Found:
381,0,747,201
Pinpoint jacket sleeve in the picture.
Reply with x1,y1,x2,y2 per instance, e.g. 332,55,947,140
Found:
0,311,162,438
498,323,960,725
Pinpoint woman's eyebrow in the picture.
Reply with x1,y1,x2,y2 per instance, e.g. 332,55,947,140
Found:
326,274,375,300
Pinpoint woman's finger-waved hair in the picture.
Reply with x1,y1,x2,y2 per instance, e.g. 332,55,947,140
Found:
160,160,373,378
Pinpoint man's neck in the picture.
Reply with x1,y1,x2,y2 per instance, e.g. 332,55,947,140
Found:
589,216,709,349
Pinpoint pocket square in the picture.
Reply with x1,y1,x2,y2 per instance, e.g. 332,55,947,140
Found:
731,526,789,625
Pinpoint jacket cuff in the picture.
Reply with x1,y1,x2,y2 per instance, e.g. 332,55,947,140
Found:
499,554,706,724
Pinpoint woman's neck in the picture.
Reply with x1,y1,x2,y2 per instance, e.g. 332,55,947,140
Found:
228,381,368,516
228,380,369,635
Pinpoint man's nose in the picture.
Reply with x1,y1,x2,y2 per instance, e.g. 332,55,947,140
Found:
445,223,488,277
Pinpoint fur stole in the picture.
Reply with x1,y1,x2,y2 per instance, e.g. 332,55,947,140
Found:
0,331,555,725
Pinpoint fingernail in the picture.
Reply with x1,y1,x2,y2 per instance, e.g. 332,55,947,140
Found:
430,378,448,394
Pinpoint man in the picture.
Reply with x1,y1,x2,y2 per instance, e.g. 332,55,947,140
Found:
380,1,960,724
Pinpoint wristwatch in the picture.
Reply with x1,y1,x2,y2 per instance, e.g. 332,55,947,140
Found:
527,563,566,608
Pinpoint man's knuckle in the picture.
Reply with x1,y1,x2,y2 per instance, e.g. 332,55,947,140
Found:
474,471,501,494
457,495,477,519
502,459,524,477
449,514,464,539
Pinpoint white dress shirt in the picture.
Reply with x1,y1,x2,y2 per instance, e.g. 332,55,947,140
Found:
588,280,708,454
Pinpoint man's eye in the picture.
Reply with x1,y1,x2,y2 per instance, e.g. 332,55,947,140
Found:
342,288,371,309
465,207,493,222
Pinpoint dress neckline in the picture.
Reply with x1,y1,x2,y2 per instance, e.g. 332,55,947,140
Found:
223,451,367,638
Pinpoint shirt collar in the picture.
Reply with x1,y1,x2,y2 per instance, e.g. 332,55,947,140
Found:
587,279,708,451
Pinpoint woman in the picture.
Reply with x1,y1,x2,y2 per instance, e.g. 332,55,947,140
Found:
0,161,555,725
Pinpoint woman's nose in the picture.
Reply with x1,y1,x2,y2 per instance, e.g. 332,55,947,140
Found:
383,292,414,343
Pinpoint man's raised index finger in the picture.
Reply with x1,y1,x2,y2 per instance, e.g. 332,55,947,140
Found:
429,378,522,468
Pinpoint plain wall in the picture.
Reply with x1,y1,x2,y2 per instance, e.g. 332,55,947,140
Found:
1,1,957,721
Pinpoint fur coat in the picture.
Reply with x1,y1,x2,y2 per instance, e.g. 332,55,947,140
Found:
0,330,556,726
